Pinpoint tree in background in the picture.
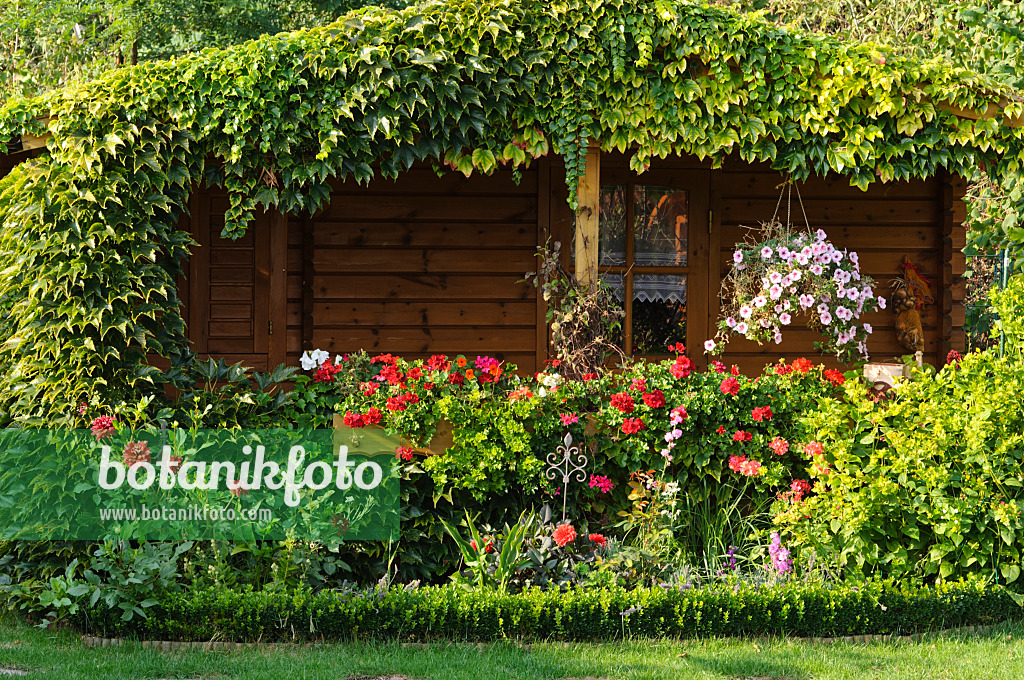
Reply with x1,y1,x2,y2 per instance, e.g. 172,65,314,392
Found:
0,0,410,102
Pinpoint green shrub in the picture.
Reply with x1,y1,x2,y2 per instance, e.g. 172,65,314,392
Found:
76,578,1022,641
775,350,1024,584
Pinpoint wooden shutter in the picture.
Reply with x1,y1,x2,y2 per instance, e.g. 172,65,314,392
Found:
188,193,287,371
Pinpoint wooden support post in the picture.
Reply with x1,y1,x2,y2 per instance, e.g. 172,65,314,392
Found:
574,142,601,286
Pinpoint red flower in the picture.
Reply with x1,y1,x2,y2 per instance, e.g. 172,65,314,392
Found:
553,523,577,547
610,392,635,414
630,378,647,392
360,381,380,396
791,358,814,373
769,436,790,456
751,406,773,422
371,354,398,365
732,430,752,442
729,454,760,476
582,372,599,381
343,411,365,428
710,360,726,374
560,413,580,425
642,390,666,408
720,377,740,396
364,407,383,425
621,417,645,434
791,479,812,499
90,415,117,440
395,446,414,461
407,367,423,381
589,533,607,548
822,369,845,387
667,342,686,354
427,355,451,372
716,425,726,435
313,360,343,383
803,441,824,457
385,396,407,412
509,386,534,401
377,364,402,385
946,350,963,366
122,441,151,468
470,539,495,554
448,372,465,387
670,356,693,379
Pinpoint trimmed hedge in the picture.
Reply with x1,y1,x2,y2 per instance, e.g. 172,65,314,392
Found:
77,580,1023,642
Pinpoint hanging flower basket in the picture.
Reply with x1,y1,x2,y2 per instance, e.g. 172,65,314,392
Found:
711,217,885,361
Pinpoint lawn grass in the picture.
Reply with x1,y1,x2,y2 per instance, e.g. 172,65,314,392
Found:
0,615,1022,679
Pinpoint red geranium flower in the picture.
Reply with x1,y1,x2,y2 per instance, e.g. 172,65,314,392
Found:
364,407,383,425
553,523,577,547
716,425,726,435
630,378,647,392
822,369,845,386
670,356,693,379
621,417,645,434
791,358,814,373
589,533,607,548
448,372,465,387
769,436,790,456
803,441,825,457
642,390,666,408
343,411,366,428
582,372,599,381
395,446,414,461
732,430,753,442
610,393,635,414
720,377,740,396
385,396,407,412
751,406,773,422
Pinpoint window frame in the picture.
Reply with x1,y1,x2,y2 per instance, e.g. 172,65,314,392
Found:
596,167,711,360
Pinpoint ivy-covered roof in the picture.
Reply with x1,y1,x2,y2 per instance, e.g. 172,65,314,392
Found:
0,0,1022,421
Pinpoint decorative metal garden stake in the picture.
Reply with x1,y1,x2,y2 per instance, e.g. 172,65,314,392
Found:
545,432,588,522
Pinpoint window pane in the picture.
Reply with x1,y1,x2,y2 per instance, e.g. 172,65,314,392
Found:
634,186,688,266
599,184,627,265
632,273,686,354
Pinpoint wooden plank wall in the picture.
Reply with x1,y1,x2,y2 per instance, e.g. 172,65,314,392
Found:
715,160,949,374
285,166,542,375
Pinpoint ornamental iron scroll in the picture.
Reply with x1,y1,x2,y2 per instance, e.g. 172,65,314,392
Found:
545,432,588,522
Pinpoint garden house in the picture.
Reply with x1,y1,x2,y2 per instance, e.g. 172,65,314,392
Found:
1,0,1022,417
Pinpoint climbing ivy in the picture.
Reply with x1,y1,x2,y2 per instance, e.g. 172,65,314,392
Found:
0,0,1022,422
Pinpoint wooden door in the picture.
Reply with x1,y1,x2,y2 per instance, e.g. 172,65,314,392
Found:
187,193,288,372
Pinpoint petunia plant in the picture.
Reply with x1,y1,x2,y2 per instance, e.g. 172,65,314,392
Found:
712,221,885,361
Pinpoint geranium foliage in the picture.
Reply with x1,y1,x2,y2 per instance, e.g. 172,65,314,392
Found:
0,0,1022,420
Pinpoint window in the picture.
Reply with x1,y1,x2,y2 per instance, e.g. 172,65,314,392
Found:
597,169,709,356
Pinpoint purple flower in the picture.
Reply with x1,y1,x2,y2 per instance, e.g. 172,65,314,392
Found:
769,532,792,574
